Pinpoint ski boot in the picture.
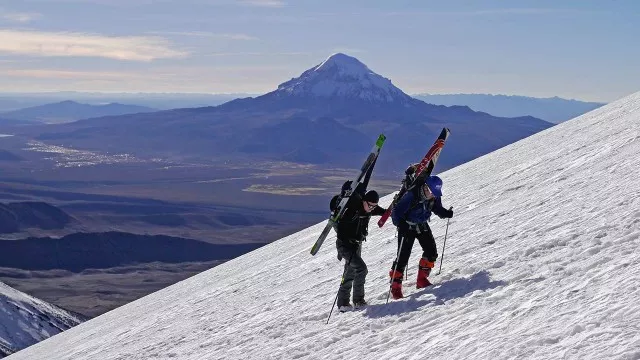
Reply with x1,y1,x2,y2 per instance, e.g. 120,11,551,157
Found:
416,257,434,289
389,270,404,299
353,299,368,309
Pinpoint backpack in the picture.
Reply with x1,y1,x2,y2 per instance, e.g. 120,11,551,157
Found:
403,163,427,190
329,180,365,212
391,165,431,225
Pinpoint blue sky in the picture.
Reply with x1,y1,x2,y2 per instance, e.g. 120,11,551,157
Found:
0,0,638,101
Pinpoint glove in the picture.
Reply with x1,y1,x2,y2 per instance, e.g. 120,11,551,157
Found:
337,252,343,261
397,220,410,233
446,207,454,219
405,164,417,175
404,163,420,175
340,180,353,196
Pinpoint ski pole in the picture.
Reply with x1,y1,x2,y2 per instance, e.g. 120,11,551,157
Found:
386,231,406,304
437,216,451,276
398,227,408,281
326,250,353,324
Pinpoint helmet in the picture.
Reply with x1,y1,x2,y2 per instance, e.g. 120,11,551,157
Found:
425,175,443,197
363,190,379,203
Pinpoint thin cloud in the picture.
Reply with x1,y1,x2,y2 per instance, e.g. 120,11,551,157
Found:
238,0,285,7
204,52,263,57
468,8,578,16
3,69,148,80
149,31,258,40
0,30,187,61
202,51,309,57
380,8,583,18
2,65,289,80
17,0,285,6
1,64,292,93
1,10,42,23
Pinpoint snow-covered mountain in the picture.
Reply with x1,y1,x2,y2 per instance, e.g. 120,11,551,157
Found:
8,90,639,359
15,53,551,173
0,282,84,358
275,53,415,104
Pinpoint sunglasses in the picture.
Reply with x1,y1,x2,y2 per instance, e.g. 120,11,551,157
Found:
365,201,378,209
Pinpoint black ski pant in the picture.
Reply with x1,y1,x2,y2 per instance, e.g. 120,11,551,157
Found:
336,241,367,306
392,223,438,274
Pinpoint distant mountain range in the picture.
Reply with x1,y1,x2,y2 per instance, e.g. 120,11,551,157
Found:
0,92,603,125
0,93,253,112
0,281,84,357
13,53,553,173
0,100,157,124
413,93,605,124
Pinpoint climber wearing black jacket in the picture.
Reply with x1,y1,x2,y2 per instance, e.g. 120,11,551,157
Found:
330,187,386,312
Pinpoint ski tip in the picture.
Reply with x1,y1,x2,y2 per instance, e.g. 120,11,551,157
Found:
376,134,387,146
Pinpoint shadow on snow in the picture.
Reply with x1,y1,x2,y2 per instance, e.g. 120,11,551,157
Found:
364,270,507,318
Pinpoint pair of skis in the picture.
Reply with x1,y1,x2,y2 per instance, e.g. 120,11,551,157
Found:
310,127,451,255
310,134,386,256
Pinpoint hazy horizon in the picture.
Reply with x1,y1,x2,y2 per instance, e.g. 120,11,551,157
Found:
0,90,612,104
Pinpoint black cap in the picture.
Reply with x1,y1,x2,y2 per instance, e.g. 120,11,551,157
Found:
363,190,379,203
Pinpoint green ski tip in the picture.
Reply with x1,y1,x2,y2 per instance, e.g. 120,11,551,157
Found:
376,134,386,147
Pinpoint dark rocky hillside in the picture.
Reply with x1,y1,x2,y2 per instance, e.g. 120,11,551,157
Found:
0,231,266,272
0,202,73,233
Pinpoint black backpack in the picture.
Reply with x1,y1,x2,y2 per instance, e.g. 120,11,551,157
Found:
329,180,365,212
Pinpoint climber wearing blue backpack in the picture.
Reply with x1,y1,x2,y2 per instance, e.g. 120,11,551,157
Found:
389,174,453,299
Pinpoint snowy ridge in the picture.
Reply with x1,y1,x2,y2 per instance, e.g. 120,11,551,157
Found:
0,282,83,358
7,92,640,359
275,53,413,103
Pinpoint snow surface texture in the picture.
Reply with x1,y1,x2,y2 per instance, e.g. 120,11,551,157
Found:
276,53,413,103
0,282,83,358
8,92,640,359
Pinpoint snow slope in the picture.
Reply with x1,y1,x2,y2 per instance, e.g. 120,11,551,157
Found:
8,92,640,359
0,282,83,358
